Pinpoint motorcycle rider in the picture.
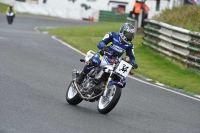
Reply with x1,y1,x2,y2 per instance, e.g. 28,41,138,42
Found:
76,22,138,84
6,4,17,19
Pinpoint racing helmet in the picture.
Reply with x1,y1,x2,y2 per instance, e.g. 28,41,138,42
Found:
119,23,135,44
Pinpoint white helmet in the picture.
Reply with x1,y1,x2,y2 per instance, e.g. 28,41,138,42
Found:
119,23,135,44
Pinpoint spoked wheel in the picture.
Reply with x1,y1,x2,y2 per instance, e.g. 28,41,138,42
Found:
66,81,83,105
97,85,122,114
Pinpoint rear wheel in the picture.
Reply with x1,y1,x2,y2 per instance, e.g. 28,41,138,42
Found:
66,81,83,105
97,85,122,114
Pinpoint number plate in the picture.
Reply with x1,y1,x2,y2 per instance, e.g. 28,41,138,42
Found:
115,60,132,77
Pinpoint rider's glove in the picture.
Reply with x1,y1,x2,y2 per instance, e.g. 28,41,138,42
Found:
132,63,138,69
99,47,109,56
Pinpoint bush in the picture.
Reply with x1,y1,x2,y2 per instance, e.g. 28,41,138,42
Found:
153,5,200,32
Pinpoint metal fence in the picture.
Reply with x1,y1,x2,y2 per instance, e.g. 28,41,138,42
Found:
143,19,200,72
99,10,135,24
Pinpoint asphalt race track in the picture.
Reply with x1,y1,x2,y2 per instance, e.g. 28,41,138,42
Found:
0,14,199,133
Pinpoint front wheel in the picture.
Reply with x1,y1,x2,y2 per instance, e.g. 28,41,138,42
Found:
97,85,122,114
7,16,12,24
66,81,83,105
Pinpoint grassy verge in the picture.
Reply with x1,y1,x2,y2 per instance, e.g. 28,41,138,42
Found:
0,2,7,13
41,22,200,95
0,2,46,17
153,5,200,32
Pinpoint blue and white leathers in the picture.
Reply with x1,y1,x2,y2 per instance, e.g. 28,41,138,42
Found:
98,32,136,64
83,52,113,73
83,32,136,76
83,53,101,73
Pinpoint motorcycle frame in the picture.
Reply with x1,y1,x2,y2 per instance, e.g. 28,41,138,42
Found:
73,65,125,101
72,50,128,101
72,80,103,101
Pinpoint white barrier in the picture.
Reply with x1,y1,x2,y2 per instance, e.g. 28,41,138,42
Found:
143,19,200,72
0,0,185,21
0,0,14,4
0,0,89,20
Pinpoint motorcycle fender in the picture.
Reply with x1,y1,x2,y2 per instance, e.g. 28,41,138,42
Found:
108,78,126,88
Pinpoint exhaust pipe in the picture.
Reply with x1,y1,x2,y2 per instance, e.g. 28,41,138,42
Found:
73,81,102,101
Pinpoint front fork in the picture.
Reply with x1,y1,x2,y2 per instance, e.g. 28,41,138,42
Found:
102,73,126,97
103,77,111,97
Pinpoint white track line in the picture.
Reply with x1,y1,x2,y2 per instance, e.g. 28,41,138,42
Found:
34,27,40,33
127,75,200,101
34,27,199,102
51,35,200,102
52,36,85,56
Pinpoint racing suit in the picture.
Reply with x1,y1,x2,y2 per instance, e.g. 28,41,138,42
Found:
98,32,136,63
76,32,137,84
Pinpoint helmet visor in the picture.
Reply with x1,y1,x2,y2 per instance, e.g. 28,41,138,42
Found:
124,31,133,42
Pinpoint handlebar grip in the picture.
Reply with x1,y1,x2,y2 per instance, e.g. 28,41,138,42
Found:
132,63,138,69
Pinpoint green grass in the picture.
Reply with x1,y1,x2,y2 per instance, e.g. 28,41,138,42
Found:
41,22,200,95
1,2,199,95
153,5,200,32
0,2,8,13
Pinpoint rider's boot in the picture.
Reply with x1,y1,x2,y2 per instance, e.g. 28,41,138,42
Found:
76,71,86,84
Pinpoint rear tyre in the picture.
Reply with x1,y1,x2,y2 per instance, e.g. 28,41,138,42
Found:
66,81,83,105
97,85,122,114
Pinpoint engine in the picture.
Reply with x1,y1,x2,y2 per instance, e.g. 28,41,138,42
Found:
79,68,106,97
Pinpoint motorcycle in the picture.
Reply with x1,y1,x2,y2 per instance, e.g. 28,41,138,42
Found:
66,50,135,114
6,11,15,24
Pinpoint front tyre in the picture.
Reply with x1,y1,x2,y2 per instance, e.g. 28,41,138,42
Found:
66,81,83,105
97,85,122,114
